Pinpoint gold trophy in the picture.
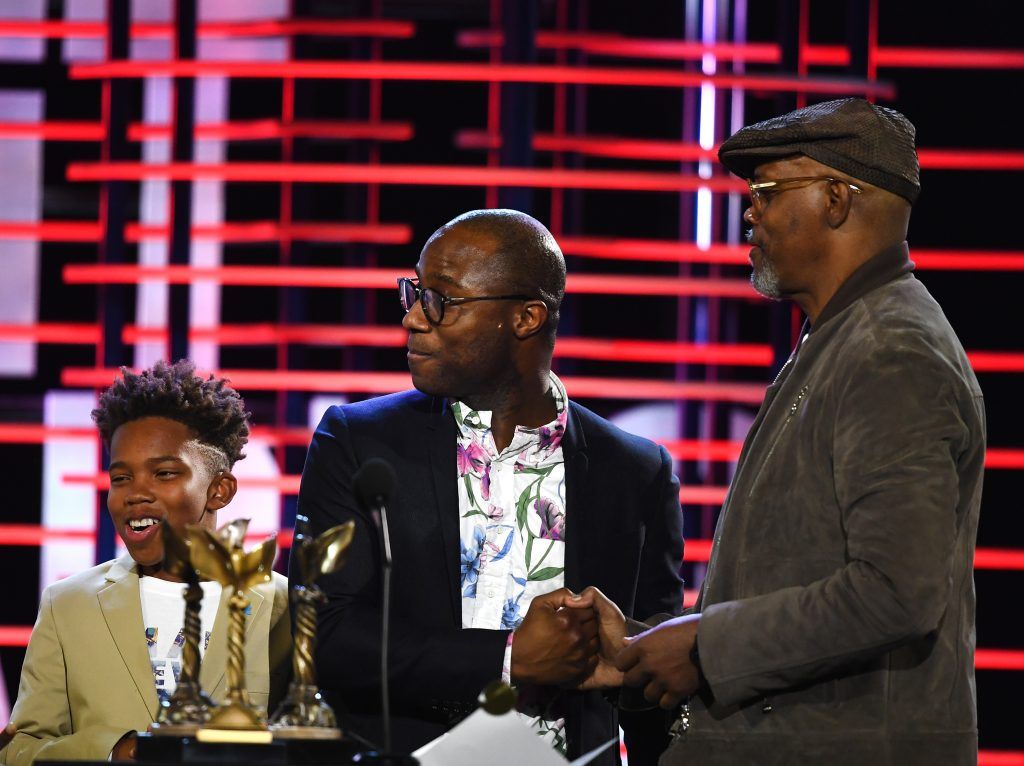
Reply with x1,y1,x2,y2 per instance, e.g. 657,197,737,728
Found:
188,519,278,743
150,523,214,735
270,515,355,739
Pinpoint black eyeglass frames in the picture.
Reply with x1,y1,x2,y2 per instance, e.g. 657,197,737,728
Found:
397,277,531,324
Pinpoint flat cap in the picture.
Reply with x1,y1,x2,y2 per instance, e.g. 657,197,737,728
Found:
718,98,920,204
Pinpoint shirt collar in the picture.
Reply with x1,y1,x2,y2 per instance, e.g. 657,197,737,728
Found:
810,241,914,331
452,371,568,459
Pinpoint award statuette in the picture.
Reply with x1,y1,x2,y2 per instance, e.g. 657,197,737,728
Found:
270,515,355,739
188,519,277,743
150,523,214,735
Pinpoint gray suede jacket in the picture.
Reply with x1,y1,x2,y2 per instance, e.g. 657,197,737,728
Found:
662,243,985,765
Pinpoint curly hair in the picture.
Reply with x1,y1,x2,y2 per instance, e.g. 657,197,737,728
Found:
91,359,250,468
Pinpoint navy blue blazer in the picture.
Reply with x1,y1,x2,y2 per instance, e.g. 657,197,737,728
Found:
294,390,685,763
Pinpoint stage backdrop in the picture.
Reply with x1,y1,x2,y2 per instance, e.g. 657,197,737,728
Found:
0,0,1021,759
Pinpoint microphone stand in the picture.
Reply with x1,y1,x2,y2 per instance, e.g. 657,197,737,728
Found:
367,498,418,766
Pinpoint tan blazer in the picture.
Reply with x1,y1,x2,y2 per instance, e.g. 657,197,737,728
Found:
1,555,291,765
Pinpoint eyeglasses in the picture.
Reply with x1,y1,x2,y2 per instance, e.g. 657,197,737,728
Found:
397,277,531,325
747,176,862,215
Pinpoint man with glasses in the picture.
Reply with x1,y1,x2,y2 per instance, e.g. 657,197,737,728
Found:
297,209,685,764
594,98,985,765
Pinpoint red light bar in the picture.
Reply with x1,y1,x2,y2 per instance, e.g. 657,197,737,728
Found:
877,47,1024,69
561,237,748,264
967,352,1024,373
456,129,721,163
909,250,1024,271
975,549,1024,570
0,626,33,647
976,650,1024,671
679,486,729,505
0,323,100,343
980,751,1024,766
0,121,104,141
556,338,772,366
67,160,748,194
662,440,744,461
918,149,1024,171
62,264,760,299
985,449,1024,469
124,221,412,245
123,323,407,347
0,524,95,545
458,31,1024,72
68,60,896,98
0,19,414,40
61,367,769,404
127,119,413,143
0,221,102,241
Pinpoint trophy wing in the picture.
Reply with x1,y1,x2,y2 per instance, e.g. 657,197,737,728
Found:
237,534,277,589
217,518,250,550
187,526,233,584
311,521,356,579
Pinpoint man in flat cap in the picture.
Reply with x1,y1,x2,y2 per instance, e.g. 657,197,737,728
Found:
582,98,985,764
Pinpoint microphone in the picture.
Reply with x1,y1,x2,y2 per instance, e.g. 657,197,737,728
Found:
353,458,414,764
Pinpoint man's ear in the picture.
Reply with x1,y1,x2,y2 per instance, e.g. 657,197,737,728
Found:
512,299,549,340
206,471,238,513
825,180,855,229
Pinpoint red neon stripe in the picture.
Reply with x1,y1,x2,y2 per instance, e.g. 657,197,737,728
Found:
67,60,895,98
127,119,413,142
0,323,100,343
457,30,783,63
0,626,34,647
679,486,729,505
456,129,721,162
124,221,412,244
975,649,1024,671
0,524,95,545
975,549,1024,570
0,221,102,241
910,250,1024,271
876,47,1024,69
6,424,1022,472
124,324,407,347
979,751,1024,766
66,160,748,193
968,352,1024,373
0,121,104,141
561,237,748,264
61,264,760,299
556,338,772,365
662,440,744,461
985,449,1024,469
60,367,769,404
0,19,414,40
918,149,1024,171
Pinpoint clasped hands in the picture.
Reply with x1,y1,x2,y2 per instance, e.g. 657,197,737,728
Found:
509,586,702,710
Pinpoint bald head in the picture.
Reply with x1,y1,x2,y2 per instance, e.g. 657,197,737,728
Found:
427,209,566,344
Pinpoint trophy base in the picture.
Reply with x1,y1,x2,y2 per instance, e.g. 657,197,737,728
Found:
270,726,342,740
196,728,274,744
149,722,201,737
136,731,367,764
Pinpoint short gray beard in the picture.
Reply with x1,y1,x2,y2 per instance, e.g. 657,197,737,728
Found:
751,256,782,300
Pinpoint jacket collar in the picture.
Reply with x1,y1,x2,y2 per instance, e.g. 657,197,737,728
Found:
98,554,159,717
810,241,914,331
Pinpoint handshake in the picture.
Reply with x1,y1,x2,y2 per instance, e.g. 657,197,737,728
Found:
508,587,702,710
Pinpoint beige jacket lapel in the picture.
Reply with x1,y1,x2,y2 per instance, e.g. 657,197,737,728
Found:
200,582,267,702
96,555,159,719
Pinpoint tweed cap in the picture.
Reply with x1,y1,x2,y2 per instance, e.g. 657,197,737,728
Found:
718,98,920,204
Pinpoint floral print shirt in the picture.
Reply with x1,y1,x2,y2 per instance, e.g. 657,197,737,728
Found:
454,371,569,752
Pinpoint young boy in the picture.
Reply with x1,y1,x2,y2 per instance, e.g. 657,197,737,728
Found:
1,360,291,765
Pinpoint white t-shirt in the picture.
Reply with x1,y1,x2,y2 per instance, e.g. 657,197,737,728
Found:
139,577,222,702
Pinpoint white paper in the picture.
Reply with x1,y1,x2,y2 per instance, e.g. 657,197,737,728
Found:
412,708,618,766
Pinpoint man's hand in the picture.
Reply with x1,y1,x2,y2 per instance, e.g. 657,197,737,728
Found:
0,723,16,749
561,586,628,690
110,731,138,761
615,613,701,709
510,587,599,687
